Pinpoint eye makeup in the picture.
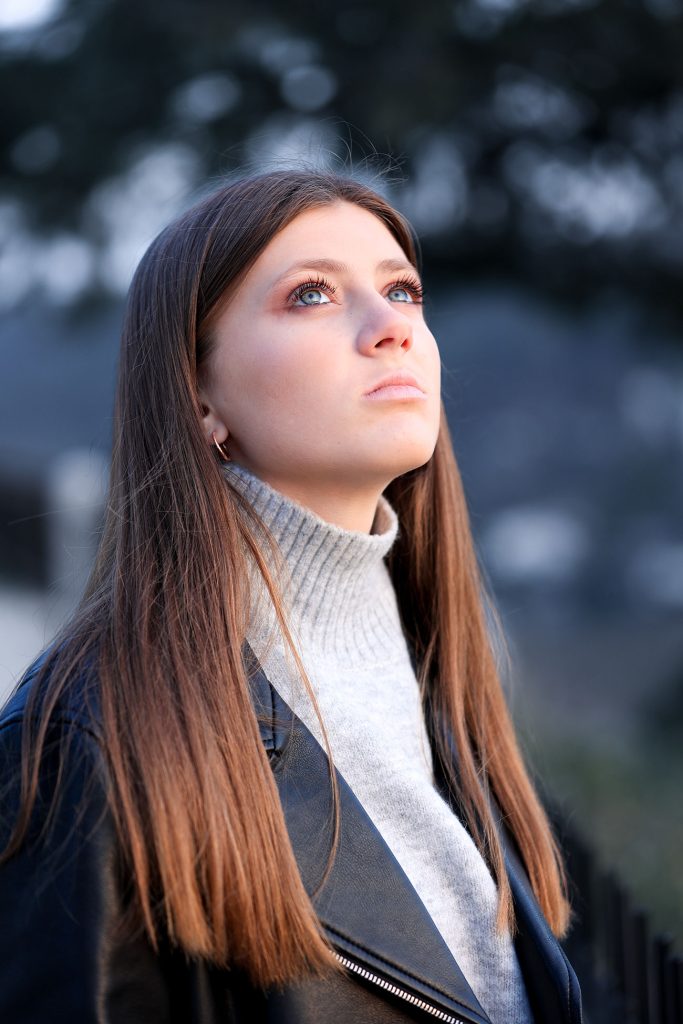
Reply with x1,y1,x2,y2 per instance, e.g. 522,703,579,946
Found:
286,272,425,308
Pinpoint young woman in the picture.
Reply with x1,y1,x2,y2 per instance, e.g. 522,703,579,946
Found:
0,169,583,1023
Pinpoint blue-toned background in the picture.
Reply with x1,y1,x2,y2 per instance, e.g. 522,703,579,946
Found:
1,0,681,949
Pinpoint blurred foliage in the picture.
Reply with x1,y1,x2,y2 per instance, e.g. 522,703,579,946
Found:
1,0,683,325
644,660,683,741
523,719,683,948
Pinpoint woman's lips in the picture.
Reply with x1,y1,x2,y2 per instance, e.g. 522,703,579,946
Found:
363,374,426,401
363,384,427,401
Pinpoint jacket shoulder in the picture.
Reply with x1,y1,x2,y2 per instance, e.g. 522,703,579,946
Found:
1,644,102,738
0,646,109,863
0,650,183,1022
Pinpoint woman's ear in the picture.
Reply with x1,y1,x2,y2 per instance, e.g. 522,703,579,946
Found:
198,388,229,446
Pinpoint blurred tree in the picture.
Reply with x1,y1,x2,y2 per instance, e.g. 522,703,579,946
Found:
1,0,683,325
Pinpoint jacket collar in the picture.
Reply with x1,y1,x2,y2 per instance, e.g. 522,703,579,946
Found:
247,645,491,1024
247,644,582,1024
424,692,583,1024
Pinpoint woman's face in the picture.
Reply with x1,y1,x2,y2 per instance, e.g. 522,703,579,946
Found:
200,200,442,515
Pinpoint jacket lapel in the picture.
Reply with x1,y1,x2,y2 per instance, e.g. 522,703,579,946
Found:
246,649,492,1024
425,695,583,1024
503,835,583,1023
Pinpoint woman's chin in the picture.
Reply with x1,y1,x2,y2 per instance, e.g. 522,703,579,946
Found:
361,442,437,484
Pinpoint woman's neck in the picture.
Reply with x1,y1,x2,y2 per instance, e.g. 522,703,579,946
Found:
228,463,386,534
221,460,401,664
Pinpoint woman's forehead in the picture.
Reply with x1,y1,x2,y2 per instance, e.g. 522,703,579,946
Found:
253,201,409,275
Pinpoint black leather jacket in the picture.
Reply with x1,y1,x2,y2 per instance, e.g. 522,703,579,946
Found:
0,649,583,1024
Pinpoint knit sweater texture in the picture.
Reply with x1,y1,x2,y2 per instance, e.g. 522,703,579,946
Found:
223,462,534,1024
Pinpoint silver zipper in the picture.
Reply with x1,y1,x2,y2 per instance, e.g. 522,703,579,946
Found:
334,950,469,1024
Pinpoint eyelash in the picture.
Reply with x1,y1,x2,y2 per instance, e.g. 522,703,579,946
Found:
288,273,425,306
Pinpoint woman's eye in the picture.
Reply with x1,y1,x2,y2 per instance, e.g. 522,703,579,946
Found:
386,276,425,303
387,286,414,303
288,275,421,307
289,275,336,307
294,287,331,306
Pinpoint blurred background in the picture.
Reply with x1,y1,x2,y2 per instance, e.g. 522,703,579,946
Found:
1,0,681,979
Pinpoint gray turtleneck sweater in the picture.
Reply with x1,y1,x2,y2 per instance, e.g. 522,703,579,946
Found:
223,462,534,1024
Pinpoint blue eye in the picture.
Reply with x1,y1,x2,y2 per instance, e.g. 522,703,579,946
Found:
290,275,336,307
295,287,331,306
387,286,413,303
287,273,424,307
386,275,425,304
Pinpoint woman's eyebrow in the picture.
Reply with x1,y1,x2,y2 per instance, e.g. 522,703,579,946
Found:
274,256,419,282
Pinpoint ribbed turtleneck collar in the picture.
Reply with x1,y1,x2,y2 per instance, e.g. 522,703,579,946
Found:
221,461,403,665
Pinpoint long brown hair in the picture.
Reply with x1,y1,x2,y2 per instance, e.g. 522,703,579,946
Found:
1,169,569,988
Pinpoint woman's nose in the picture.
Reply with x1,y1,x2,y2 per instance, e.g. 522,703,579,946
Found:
355,298,414,355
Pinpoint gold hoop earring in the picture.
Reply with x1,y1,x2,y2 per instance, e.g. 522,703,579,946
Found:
212,430,231,462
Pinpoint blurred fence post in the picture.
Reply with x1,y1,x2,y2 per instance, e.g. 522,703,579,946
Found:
556,810,683,1024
